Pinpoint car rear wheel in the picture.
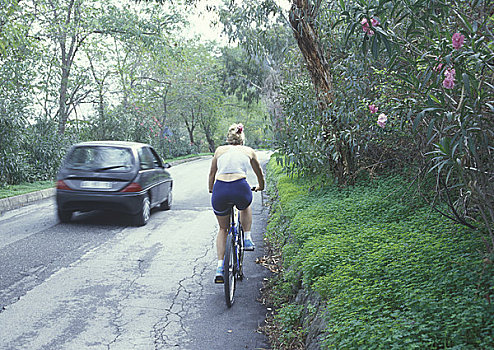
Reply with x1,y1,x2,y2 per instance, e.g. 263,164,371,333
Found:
160,190,172,211
58,209,72,223
133,193,150,226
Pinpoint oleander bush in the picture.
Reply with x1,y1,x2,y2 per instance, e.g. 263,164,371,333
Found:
265,158,494,349
273,0,494,252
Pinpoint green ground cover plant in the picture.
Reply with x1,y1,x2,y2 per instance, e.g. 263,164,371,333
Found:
0,181,54,199
265,158,494,349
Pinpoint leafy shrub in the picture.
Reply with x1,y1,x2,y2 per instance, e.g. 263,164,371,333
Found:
265,158,494,349
272,0,493,249
22,117,75,182
273,304,306,349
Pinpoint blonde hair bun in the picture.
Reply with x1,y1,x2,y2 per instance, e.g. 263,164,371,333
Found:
226,123,245,145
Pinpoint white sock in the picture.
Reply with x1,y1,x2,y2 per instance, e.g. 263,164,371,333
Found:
245,231,252,240
217,260,223,268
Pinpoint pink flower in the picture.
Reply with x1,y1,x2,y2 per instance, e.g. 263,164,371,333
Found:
443,67,455,89
433,56,443,72
361,18,374,36
377,113,387,128
443,78,455,89
368,104,378,114
445,67,455,80
371,18,380,27
452,32,465,50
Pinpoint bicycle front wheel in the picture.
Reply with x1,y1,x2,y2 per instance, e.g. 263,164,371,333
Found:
223,234,236,307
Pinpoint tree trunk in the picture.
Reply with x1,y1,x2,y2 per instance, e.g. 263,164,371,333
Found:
88,53,107,139
159,91,169,153
289,0,333,109
98,86,105,139
201,120,215,152
183,112,195,145
206,134,215,152
57,65,70,134
188,128,195,145
289,1,355,180
54,0,84,134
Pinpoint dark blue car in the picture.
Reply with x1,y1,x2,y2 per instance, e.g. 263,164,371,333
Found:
56,141,173,226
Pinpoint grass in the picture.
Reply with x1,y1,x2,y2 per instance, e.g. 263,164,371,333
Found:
0,181,55,199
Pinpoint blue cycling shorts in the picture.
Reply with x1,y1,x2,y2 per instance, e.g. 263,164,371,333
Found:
211,178,252,216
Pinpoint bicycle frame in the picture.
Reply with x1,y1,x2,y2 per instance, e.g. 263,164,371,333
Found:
231,207,244,278
223,205,244,307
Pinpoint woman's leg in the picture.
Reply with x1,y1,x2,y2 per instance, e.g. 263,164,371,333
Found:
215,214,230,260
240,205,255,250
239,205,252,231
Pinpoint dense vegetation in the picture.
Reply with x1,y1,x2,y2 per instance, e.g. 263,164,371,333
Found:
265,158,494,349
0,0,271,186
280,0,494,253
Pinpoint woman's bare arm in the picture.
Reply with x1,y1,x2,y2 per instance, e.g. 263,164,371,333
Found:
249,150,265,191
208,156,218,193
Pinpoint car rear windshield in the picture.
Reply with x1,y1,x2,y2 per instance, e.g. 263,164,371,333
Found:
65,146,134,172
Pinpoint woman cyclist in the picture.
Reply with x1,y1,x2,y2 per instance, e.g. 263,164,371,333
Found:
208,123,265,283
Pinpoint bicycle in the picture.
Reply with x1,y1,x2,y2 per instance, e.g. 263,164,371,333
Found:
223,187,257,308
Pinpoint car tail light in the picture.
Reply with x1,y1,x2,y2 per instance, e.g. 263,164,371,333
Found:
56,180,72,190
121,182,143,192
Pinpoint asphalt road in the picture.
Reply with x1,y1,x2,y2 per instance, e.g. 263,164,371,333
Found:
0,153,271,350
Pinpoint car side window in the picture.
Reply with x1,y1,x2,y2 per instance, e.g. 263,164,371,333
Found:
138,147,155,170
149,148,163,168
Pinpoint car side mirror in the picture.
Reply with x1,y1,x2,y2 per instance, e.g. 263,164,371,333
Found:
164,162,172,169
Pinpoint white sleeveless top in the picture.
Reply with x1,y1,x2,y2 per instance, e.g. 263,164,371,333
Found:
217,147,251,175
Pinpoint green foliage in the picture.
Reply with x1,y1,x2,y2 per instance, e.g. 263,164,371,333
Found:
0,0,272,186
220,47,267,105
266,158,494,349
337,0,494,246
0,21,36,185
22,117,75,181
273,304,307,349
0,0,31,58
218,0,291,63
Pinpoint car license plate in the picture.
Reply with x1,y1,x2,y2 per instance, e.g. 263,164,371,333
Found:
81,181,112,189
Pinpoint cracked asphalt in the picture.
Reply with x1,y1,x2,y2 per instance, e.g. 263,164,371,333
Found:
0,153,271,350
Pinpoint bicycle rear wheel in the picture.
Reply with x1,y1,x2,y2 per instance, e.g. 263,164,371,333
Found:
223,234,236,307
